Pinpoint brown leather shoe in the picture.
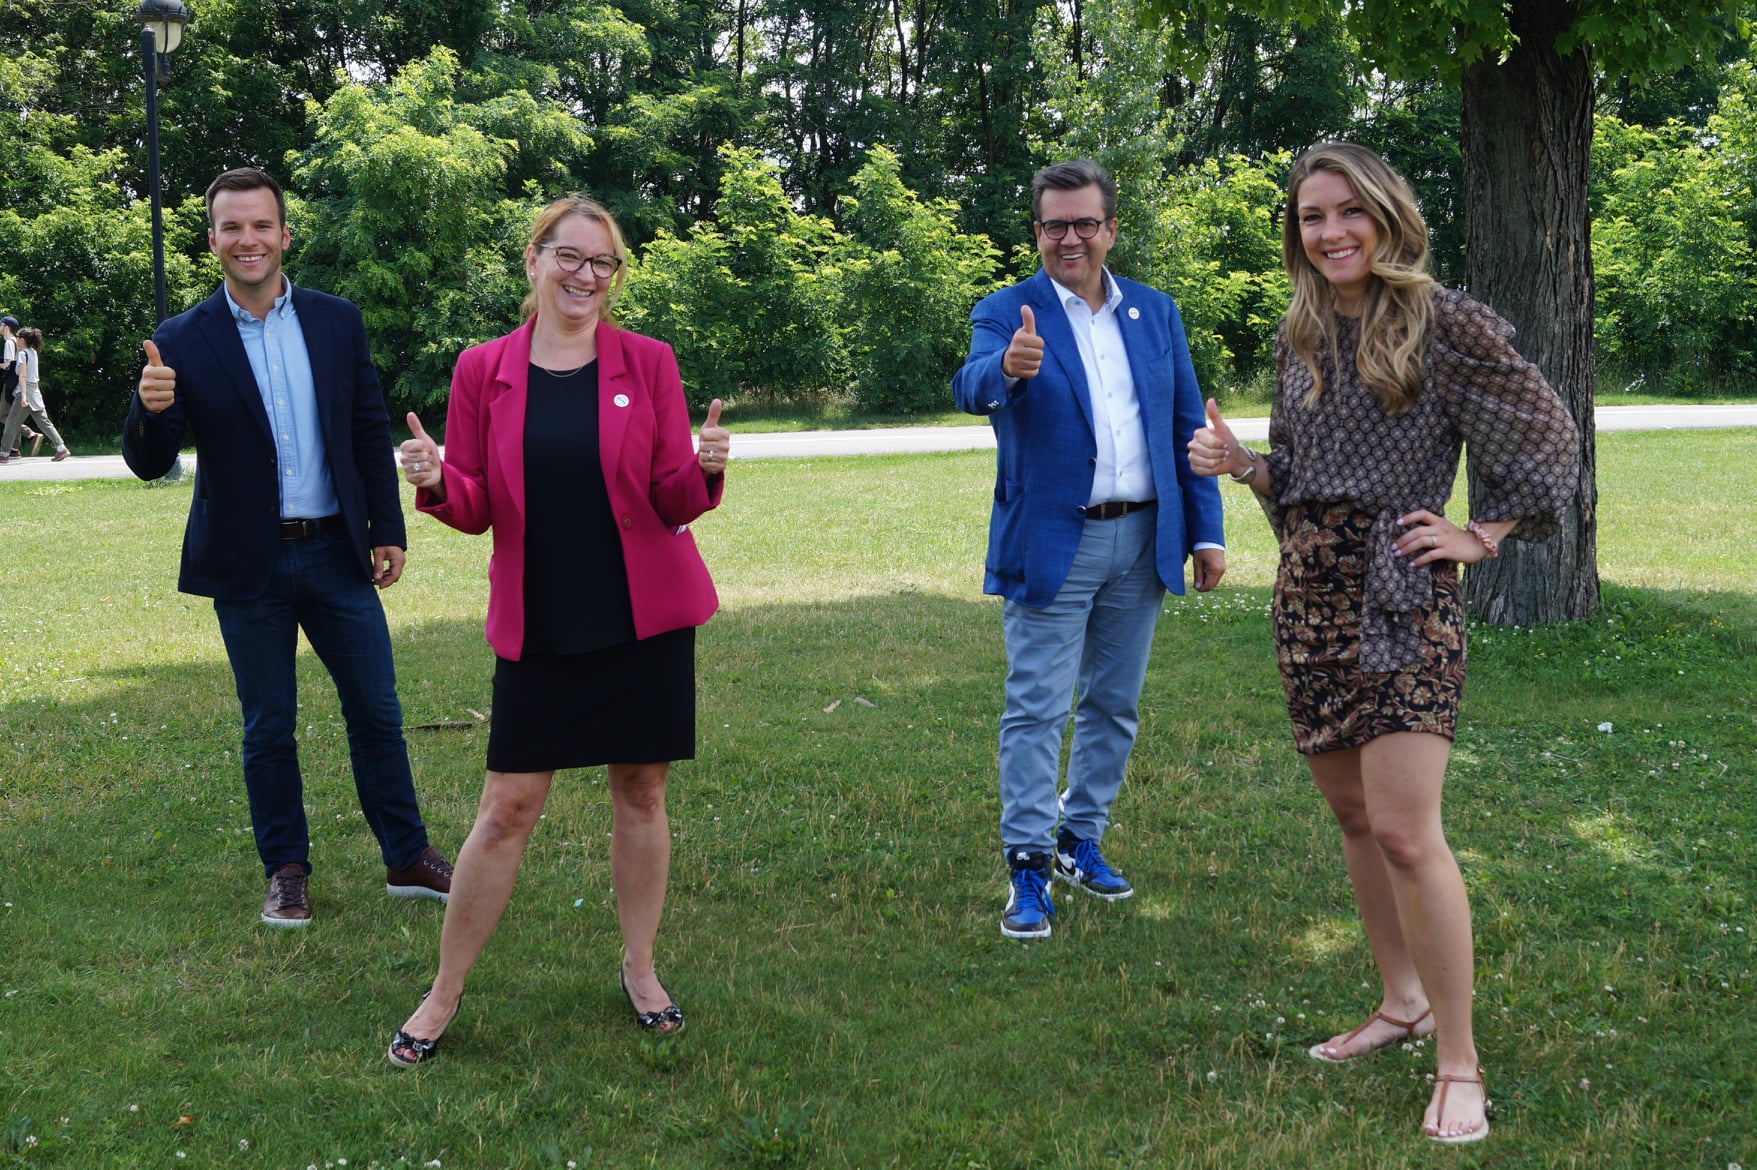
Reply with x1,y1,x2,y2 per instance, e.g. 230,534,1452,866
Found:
262,863,312,926
386,846,453,902
51,449,69,462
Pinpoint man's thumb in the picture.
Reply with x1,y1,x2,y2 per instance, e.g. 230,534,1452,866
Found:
142,339,164,367
1020,304,1037,336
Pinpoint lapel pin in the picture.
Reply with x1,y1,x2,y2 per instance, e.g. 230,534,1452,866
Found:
613,393,630,408
1127,307,1140,320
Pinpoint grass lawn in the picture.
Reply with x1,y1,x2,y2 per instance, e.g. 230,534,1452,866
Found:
0,428,1752,1168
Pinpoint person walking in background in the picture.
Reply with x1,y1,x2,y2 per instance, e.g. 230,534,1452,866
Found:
123,167,453,927
0,316,45,462
951,159,1226,941
1188,143,1578,1144
387,195,728,1067
0,328,71,461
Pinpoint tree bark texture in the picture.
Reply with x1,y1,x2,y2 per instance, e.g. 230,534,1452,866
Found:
1459,0,1600,625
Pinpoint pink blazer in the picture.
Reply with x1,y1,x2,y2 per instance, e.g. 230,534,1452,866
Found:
418,316,722,660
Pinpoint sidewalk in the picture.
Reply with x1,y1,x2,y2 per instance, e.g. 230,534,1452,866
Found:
4,403,1754,482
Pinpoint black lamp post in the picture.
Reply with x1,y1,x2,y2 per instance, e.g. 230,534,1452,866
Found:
138,0,190,326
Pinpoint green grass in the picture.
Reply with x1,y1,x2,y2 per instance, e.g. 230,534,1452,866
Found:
1,430,1753,1168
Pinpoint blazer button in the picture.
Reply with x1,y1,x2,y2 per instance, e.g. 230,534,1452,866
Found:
621,516,633,529
1088,457,1097,467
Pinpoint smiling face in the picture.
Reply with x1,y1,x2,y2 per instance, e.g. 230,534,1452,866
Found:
208,186,289,305
1296,169,1380,314
1035,184,1115,305
526,212,615,331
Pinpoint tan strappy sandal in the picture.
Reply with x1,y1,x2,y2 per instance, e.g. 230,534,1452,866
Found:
1307,1006,1434,1063
1427,1065,1490,1144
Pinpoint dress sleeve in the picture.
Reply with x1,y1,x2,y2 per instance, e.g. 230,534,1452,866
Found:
1432,293,1579,543
1256,325,1295,538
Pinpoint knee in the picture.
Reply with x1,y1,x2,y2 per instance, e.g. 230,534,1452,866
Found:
610,765,669,821
475,789,544,849
1369,819,1431,873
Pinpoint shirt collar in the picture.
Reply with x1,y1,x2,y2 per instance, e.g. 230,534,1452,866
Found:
223,276,294,323
1046,268,1122,315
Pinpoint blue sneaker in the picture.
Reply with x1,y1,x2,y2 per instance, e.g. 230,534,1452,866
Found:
1054,831,1133,900
1001,849,1054,939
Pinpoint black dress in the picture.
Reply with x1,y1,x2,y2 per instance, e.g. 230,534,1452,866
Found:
484,361,695,772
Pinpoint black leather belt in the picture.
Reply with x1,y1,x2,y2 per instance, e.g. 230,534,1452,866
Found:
1079,500,1155,521
279,516,344,540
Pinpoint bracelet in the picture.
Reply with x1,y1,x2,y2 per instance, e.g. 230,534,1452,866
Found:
1228,448,1259,484
1466,520,1499,559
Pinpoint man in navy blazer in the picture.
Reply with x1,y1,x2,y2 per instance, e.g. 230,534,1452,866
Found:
953,160,1225,939
124,168,451,927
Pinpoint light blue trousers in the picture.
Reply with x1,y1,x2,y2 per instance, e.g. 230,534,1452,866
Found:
997,506,1164,854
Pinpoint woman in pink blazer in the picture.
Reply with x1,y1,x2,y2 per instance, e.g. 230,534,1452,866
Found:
389,196,729,1065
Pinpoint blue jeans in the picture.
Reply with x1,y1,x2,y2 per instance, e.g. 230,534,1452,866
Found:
998,505,1164,854
214,529,429,877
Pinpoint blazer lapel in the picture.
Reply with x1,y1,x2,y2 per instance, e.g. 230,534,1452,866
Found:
1027,270,1094,435
192,287,273,443
596,322,629,486
490,318,535,525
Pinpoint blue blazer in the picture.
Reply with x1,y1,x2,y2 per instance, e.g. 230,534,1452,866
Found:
952,269,1224,606
122,284,407,601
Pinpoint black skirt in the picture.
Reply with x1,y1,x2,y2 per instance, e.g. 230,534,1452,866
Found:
485,626,696,773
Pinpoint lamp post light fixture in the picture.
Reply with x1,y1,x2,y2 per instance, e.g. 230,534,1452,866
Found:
138,0,190,326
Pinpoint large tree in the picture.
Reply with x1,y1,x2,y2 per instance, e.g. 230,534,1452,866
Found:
1148,0,1744,625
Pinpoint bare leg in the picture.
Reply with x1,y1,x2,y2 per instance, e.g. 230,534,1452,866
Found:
608,761,675,1014
1357,732,1486,1140
398,770,554,1038
1307,746,1434,1058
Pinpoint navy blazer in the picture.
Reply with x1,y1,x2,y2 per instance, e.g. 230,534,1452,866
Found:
122,284,407,601
952,269,1224,606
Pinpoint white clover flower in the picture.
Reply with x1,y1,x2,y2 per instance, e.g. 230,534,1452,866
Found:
1206,1070,1218,1081
1597,722,1613,733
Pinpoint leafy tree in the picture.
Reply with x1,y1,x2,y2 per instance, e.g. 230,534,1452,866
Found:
1147,0,1749,625
288,49,580,410
0,149,208,440
837,146,1004,413
621,146,845,406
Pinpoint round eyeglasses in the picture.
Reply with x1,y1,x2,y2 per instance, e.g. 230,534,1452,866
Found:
537,244,623,279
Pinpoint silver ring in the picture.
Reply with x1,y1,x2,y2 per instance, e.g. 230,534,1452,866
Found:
1430,535,1437,548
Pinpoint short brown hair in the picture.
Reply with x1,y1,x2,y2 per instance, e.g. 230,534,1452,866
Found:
205,168,286,225
1031,160,1117,222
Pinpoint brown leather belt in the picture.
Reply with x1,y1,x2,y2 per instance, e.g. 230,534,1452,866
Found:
279,516,344,540
1079,500,1155,521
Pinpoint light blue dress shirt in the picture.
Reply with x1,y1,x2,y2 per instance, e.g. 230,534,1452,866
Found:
225,278,339,520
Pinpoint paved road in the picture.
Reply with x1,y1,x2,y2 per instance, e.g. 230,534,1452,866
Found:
4,403,1753,482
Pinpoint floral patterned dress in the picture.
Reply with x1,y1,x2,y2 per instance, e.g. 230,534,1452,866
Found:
1258,289,1578,755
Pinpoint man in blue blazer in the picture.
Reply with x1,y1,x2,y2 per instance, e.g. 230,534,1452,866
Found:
124,168,451,927
953,160,1225,939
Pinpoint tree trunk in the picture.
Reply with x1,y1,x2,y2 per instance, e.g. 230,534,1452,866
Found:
1459,0,1600,624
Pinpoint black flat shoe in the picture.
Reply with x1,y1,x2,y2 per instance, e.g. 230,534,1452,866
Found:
620,966,685,1035
388,986,462,1067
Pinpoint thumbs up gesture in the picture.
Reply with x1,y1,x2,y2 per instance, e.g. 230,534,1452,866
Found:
399,412,443,496
1187,398,1251,480
698,398,729,476
138,339,177,414
1001,304,1043,380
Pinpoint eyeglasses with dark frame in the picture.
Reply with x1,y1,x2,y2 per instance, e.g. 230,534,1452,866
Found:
537,243,623,279
1033,217,1110,241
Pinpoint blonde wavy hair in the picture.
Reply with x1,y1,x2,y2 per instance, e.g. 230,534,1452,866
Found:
520,195,630,324
1281,143,1437,415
